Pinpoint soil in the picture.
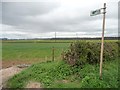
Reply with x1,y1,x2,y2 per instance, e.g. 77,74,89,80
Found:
56,80,69,83
26,81,42,88
0,66,25,88
2,59,42,69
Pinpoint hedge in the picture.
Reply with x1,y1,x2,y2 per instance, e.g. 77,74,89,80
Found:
62,41,118,67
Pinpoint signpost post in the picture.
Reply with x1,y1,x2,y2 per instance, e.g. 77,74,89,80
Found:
100,3,106,79
90,3,106,79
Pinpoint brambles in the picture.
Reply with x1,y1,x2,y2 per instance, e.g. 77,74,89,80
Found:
62,41,118,66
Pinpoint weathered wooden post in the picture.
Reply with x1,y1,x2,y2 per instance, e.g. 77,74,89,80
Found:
90,3,106,79
99,3,106,79
52,47,54,61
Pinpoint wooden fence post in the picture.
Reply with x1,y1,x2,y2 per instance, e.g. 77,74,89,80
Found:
52,47,54,61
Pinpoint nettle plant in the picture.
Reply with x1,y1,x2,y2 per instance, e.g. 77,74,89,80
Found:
62,41,118,67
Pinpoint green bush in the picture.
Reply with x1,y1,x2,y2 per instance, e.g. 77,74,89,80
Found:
62,41,118,66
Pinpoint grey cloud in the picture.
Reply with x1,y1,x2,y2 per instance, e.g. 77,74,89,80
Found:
0,2,2,23
1,1,118,38
2,2,60,26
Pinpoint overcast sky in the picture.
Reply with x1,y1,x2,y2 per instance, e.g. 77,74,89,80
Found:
0,0,119,39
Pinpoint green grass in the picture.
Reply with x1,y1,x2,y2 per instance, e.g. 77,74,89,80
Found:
2,40,118,61
2,43,70,61
7,58,118,88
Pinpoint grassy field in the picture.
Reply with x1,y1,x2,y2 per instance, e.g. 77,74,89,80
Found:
7,58,118,88
2,40,118,68
2,42,69,61
2,40,118,61
2,41,70,68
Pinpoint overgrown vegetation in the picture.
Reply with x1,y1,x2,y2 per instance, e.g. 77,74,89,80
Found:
62,41,118,66
7,59,118,88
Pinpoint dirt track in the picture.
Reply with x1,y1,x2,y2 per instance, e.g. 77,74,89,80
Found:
2,59,46,69
0,66,42,88
0,66,24,88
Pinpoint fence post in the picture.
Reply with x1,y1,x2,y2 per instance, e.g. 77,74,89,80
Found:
45,56,48,61
52,47,54,61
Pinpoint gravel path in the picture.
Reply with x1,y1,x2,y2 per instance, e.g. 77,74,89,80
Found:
0,66,24,88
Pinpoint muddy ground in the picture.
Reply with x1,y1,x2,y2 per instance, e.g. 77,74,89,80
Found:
2,59,45,68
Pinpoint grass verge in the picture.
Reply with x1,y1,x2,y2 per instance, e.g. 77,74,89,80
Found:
7,58,118,88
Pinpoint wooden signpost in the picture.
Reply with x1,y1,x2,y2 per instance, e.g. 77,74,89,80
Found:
90,3,106,79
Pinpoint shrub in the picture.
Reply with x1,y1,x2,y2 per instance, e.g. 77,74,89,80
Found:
62,41,118,66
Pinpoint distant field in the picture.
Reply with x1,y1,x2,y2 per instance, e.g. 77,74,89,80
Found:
2,39,118,68
2,39,118,43
2,41,70,68
2,42,69,61
2,40,74,43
